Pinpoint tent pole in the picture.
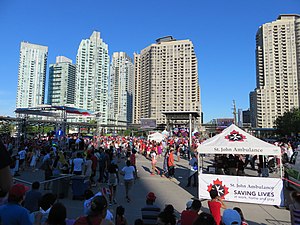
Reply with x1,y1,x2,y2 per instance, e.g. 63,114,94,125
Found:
279,155,283,179
198,150,202,173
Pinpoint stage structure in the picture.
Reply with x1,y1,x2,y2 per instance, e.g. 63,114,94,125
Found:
14,105,96,148
162,111,200,152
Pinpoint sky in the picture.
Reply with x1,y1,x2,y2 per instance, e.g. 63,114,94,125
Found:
0,0,299,123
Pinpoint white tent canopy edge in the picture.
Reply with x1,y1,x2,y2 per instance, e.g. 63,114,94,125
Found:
197,124,281,156
196,124,284,206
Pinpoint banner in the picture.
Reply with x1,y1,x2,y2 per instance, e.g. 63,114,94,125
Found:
140,118,157,129
199,174,283,205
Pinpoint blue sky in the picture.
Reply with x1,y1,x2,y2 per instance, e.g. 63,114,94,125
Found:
0,0,299,123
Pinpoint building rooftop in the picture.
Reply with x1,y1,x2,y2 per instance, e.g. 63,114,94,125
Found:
277,14,300,20
156,36,176,44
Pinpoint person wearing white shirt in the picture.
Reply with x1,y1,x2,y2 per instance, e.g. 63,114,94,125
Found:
121,160,135,202
18,148,27,171
72,153,84,175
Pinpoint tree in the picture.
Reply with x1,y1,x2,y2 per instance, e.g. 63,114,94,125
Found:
89,120,97,124
274,108,300,136
0,122,14,135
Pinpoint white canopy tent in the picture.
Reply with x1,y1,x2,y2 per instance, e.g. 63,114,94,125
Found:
198,124,281,156
197,124,283,206
162,130,170,137
148,132,164,143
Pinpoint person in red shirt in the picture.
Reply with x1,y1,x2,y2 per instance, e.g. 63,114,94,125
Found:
130,150,138,178
90,151,98,186
168,149,175,178
180,199,202,225
208,189,226,225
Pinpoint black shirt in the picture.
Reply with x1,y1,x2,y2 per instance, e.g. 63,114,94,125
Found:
0,140,11,170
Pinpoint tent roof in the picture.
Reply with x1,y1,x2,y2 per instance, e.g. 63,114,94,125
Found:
148,132,164,142
198,124,280,155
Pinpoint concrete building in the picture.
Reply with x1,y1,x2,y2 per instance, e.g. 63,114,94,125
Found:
249,91,257,128
16,42,48,108
109,52,134,126
133,53,141,124
252,14,300,128
75,31,109,124
133,36,201,127
47,56,76,106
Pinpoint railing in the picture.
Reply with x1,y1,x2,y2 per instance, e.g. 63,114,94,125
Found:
13,173,75,185
13,174,76,200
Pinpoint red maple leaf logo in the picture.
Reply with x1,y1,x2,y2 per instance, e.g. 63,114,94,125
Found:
225,130,246,142
207,179,229,199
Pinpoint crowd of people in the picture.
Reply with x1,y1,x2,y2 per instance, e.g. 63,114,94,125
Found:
0,132,299,224
3,133,201,188
0,179,249,225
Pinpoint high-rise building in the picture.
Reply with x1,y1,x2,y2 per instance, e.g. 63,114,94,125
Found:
48,56,76,106
16,42,48,108
133,36,201,126
133,53,141,124
109,52,134,126
249,91,257,127
252,15,300,128
75,31,110,124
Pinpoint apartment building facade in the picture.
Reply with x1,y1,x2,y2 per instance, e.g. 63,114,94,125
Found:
109,52,134,126
16,42,48,108
75,31,110,124
48,56,76,106
133,36,201,126
251,15,300,128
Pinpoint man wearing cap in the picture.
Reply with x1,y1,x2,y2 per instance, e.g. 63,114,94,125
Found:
180,199,202,225
0,183,33,225
141,192,161,225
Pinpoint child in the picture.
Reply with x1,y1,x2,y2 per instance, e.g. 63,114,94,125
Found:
208,189,226,225
233,207,248,225
115,205,128,225
151,151,159,175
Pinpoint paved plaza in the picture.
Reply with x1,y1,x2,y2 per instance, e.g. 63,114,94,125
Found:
15,153,291,225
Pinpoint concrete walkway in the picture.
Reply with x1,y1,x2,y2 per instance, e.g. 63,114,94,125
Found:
16,153,291,225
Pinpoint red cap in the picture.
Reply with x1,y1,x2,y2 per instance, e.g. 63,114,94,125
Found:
9,183,29,198
146,192,156,201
